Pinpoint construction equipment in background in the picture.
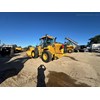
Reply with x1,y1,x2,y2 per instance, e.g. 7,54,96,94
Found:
0,45,14,57
26,34,64,63
14,46,23,53
78,45,87,52
0,44,23,57
64,37,79,53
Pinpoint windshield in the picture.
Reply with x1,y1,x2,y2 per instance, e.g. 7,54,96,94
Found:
66,41,74,46
47,38,54,44
40,38,54,47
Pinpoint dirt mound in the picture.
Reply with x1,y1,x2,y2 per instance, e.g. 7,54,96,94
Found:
0,52,100,87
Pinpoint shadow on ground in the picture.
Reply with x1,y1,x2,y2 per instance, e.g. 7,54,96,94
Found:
64,56,78,61
0,53,21,58
96,54,100,57
0,57,29,84
46,71,90,87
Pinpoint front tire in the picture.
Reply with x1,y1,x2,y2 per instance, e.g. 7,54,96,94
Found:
31,49,39,58
68,49,73,53
41,51,52,63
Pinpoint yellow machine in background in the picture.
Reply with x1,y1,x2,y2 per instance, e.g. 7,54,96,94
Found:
66,45,75,53
26,34,64,62
64,37,79,53
15,46,23,52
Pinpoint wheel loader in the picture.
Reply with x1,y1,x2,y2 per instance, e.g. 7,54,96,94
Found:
64,37,79,53
26,34,64,63
14,46,23,53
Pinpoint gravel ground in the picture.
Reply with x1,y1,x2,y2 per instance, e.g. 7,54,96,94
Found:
0,52,100,87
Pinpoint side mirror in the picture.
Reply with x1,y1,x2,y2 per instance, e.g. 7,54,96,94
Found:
54,37,57,42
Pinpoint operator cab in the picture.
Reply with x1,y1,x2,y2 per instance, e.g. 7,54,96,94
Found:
40,35,55,47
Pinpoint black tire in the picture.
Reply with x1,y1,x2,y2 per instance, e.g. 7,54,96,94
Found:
64,45,67,53
31,48,39,58
68,49,73,53
41,51,52,63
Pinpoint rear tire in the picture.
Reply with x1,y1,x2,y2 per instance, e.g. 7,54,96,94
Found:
41,51,52,63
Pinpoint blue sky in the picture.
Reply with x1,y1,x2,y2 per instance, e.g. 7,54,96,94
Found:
0,12,100,47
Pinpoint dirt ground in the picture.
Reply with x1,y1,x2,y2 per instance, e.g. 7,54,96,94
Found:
0,52,100,87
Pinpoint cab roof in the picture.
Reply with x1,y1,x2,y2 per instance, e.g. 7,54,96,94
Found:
40,35,54,40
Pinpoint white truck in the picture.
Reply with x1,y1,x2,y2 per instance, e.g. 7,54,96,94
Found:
91,43,100,52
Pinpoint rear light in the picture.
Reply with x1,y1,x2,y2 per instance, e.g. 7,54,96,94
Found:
60,44,64,50
62,44,64,48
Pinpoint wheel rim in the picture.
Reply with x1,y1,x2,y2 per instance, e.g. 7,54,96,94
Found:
69,50,72,53
32,52,35,57
43,53,48,60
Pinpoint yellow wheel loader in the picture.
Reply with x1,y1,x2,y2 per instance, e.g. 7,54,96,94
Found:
66,45,74,53
14,46,23,53
64,37,79,53
26,34,64,63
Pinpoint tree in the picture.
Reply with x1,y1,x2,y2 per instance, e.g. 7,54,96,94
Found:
87,35,100,46
27,45,33,48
